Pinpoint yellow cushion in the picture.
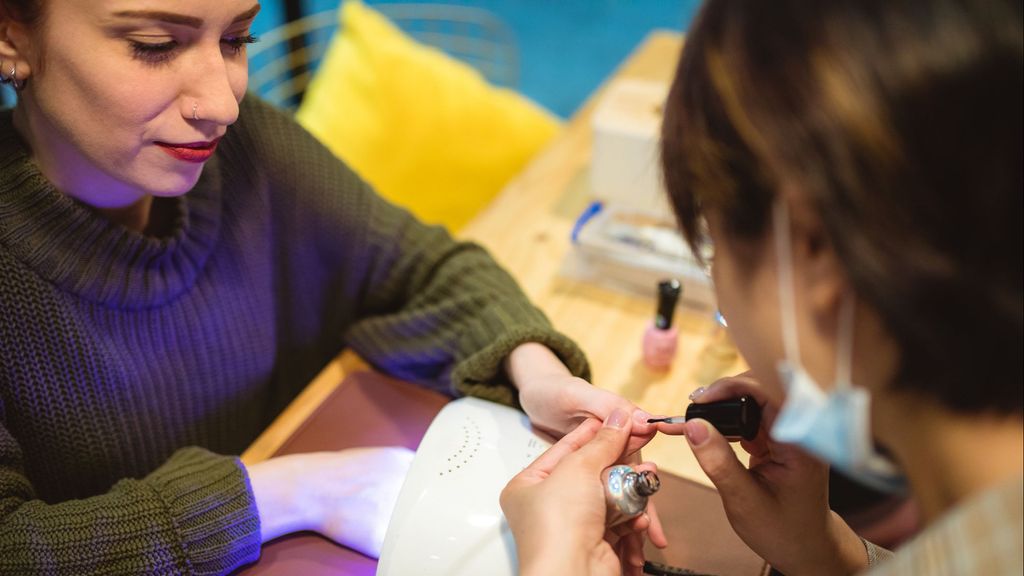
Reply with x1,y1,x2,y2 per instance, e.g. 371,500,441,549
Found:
295,0,561,231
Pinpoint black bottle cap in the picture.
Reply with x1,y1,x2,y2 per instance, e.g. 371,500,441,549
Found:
685,395,762,441
655,279,682,330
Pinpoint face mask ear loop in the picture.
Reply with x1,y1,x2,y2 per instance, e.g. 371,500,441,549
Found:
835,294,856,391
773,201,802,367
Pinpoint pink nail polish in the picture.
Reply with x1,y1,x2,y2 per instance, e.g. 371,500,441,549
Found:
633,410,653,425
643,323,678,369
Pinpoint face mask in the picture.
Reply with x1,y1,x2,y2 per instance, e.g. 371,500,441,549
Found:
768,201,907,494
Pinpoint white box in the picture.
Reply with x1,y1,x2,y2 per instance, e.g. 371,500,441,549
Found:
590,79,672,217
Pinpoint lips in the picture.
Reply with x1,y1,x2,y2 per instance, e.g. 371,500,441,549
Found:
156,138,220,163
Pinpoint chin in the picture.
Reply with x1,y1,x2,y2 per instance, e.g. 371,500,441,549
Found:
147,166,205,198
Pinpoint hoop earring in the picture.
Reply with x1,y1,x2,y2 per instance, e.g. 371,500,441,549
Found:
8,63,22,91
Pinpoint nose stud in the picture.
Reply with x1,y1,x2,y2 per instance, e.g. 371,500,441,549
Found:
192,103,199,121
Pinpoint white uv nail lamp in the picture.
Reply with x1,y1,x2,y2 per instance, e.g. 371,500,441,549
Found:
376,397,552,576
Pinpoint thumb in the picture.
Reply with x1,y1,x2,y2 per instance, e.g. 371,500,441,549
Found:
685,419,758,499
571,408,631,470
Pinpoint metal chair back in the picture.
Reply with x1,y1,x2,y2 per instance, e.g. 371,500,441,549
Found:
248,4,519,111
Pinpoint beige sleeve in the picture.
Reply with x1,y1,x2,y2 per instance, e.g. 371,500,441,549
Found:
862,537,896,567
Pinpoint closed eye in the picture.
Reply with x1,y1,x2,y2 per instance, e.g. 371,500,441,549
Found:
129,39,178,64
223,34,259,55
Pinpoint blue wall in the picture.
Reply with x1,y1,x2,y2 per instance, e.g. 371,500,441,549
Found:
251,1,701,118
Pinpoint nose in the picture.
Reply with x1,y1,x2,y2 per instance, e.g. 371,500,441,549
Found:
186,47,243,127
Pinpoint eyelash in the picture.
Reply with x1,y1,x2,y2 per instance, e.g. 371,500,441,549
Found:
129,34,260,64
225,34,260,54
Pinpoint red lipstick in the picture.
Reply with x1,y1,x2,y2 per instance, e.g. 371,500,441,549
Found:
156,139,220,163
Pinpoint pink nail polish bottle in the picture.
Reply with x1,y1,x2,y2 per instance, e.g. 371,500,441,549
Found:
643,279,681,370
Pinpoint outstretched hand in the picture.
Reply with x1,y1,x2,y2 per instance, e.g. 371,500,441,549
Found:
247,447,414,558
508,342,657,455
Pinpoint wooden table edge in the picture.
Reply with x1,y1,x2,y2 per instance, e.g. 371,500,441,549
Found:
241,351,368,465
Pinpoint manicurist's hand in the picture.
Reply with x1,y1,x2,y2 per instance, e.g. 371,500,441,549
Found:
656,373,867,576
501,411,667,576
246,446,413,558
506,342,656,455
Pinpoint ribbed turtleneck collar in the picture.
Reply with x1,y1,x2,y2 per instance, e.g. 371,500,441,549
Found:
0,109,222,309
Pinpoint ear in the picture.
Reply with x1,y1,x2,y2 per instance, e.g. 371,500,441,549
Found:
0,16,34,80
788,196,847,333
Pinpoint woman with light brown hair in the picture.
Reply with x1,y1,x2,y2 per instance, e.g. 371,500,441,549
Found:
0,0,661,572
502,0,1023,573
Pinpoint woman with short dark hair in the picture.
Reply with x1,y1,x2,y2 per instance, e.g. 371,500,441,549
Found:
502,0,1022,573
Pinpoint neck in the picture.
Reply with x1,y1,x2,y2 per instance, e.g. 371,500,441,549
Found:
12,101,152,232
92,195,155,233
875,391,1023,525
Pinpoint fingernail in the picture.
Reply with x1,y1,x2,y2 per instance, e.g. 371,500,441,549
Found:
633,410,652,425
605,409,628,429
688,386,707,400
685,420,710,446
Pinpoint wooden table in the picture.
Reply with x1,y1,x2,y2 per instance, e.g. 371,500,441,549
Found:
245,30,747,483
458,30,747,482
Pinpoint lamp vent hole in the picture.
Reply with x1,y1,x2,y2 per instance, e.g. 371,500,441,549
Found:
438,417,482,476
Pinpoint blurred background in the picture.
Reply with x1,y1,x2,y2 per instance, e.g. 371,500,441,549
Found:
1,2,700,118
252,0,701,118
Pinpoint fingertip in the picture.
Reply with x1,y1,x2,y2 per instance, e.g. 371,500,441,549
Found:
654,421,689,436
635,460,659,473
684,419,711,446
631,409,656,433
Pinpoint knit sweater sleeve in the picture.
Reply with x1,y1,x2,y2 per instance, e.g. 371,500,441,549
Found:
230,95,590,405
0,419,261,575
346,213,589,405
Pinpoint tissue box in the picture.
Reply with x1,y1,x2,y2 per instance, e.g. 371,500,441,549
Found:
590,79,672,217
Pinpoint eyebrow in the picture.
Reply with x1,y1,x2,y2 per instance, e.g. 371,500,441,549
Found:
113,4,261,29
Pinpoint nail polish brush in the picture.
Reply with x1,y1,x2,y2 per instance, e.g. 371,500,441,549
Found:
647,395,762,441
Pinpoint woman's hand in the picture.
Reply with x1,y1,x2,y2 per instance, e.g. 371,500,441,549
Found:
656,373,867,576
246,447,414,558
501,411,667,576
506,342,657,455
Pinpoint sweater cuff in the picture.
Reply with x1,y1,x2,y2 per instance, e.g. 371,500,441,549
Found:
452,315,590,408
145,447,262,575
861,537,895,567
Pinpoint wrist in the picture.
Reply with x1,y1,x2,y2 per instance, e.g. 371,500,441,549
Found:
247,459,320,543
505,342,572,391
518,544,589,576
786,512,867,576
514,517,591,576
828,511,871,574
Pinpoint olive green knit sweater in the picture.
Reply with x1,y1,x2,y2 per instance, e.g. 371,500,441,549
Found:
0,96,588,574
